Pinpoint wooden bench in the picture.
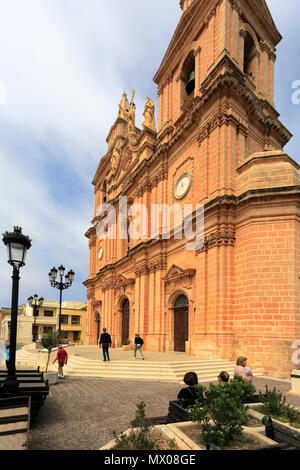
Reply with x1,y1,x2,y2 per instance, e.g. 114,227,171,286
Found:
0,373,49,426
0,396,31,450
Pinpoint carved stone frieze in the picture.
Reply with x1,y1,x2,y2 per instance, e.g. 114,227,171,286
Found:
197,109,248,146
135,256,167,277
196,228,236,254
136,164,168,198
101,281,115,293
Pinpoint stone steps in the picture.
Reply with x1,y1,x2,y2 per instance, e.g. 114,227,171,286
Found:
15,350,38,367
64,356,264,383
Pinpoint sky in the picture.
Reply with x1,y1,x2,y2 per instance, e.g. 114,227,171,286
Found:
0,0,299,308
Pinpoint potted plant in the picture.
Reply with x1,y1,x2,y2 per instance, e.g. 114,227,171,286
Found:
166,381,278,450
100,402,179,450
40,331,61,385
248,385,300,449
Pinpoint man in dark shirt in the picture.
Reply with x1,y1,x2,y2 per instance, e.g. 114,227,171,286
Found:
99,328,112,362
134,333,144,360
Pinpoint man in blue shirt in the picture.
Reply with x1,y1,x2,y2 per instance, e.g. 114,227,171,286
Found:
6,345,10,369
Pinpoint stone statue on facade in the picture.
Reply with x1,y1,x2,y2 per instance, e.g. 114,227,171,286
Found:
118,91,130,120
142,97,156,132
111,146,120,174
127,90,137,139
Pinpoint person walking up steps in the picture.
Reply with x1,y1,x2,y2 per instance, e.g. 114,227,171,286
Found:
99,328,112,362
53,344,68,379
134,333,144,360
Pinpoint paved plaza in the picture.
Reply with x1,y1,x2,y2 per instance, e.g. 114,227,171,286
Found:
28,374,300,450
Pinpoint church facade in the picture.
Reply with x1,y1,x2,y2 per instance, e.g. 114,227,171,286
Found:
84,0,300,378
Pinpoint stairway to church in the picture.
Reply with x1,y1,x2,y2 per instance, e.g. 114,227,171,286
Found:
63,356,264,383
15,350,38,367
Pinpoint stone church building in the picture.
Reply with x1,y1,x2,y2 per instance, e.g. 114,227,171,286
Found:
84,0,300,378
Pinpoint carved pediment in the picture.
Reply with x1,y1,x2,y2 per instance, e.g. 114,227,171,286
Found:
91,298,102,308
114,274,135,289
162,264,196,282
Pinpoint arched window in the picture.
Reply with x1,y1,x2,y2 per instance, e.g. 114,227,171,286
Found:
243,32,256,78
102,181,107,203
174,294,189,308
180,52,195,106
127,218,131,253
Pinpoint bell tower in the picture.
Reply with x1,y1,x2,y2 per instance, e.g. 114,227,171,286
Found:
154,0,292,201
152,0,300,377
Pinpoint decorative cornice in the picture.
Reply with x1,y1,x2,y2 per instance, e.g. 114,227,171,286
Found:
114,274,135,289
91,298,102,307
196,229,236,254
135,256,167,277
197,109,248,146
136,164,168,198
101,281,115,293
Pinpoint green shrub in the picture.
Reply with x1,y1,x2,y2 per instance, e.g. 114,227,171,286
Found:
112,402,175,450
286,405,300,426
231,375,256,403
41,331,61,372
190,382,248,447
258,386,286,416
257,385,300,427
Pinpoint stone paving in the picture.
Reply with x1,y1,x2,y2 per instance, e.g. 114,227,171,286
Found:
28,375,300,451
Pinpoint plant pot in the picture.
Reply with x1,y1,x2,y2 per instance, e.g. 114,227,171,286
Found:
99,424,193,451
290,369,300,395
167,401,192,423
248,404,300,450
243,394,261,404
122,344,131,351
43,371,58,385
166,421,278,450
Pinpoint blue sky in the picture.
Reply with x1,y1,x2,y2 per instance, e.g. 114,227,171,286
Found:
0,0,299,308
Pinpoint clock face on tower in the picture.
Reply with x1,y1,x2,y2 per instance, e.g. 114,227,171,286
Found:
174,173,192,199
98,246,104,261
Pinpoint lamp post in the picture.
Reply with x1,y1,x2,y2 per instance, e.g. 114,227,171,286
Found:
27,294,44,342
2,226,31,393
49,266,74,334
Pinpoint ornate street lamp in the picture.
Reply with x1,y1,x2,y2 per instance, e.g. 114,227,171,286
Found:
2,226,31,392
28,294,44,342
49,265,74,334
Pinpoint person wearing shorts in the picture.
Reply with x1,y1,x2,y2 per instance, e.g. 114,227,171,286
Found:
53,344,68,379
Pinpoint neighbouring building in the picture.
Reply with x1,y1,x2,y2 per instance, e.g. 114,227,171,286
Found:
0,306,26,344
84,0,300,378
0,300,87,345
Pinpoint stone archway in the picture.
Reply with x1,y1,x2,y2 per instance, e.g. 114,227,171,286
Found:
173,294,189,352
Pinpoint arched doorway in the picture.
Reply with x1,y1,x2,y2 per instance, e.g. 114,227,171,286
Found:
121,298,130,345
95,313,101,344
173,294,189,352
